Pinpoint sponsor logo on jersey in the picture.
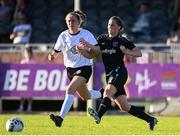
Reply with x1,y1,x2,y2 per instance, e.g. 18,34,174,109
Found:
102,49,116,54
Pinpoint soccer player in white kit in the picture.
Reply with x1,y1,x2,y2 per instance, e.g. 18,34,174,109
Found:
48,11,101,127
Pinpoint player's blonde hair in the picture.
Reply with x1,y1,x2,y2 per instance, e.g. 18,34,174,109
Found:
74,10,87,28
65,10,87,28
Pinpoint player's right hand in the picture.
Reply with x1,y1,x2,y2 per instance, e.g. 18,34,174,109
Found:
48,54,54,61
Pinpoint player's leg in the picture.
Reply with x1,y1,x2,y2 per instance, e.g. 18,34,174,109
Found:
76,81,102,100
74,66,101,100
97,85,115,118
88,67,124,124
59,65,101,118
88,84,115,124
112,66,158,130
94,66,127,121
114,95,158,130
50,74,82,127
54,75,101,125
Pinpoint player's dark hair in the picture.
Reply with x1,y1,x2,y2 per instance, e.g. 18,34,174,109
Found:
65,10,87,28
109,16,124,31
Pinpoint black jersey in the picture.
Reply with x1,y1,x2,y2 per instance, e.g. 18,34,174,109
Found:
96,34,135,73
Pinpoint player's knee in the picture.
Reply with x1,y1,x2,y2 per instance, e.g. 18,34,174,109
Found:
66,86,76,94
104,90,113,98
121,105,130,112
81,95,90,101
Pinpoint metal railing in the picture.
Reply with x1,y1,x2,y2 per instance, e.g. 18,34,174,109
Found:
0,43,180,63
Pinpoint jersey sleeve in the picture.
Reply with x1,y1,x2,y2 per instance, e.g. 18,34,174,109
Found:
96,34,107,46
53,33,63,52
87,31,97,46
121,37,136,50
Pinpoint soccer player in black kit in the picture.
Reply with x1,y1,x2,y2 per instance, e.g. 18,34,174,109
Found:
77,16,158,130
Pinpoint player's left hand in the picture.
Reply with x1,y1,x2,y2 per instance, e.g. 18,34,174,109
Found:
48,53,55,61
120,46,127,54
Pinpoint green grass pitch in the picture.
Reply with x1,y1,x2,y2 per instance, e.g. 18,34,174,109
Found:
0,114,180,135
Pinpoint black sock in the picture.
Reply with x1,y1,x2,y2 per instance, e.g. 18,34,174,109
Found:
97,97,111,118
128,105,154,122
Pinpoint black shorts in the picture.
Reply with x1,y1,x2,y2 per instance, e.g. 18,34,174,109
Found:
106,66,128,98
67,66,92,83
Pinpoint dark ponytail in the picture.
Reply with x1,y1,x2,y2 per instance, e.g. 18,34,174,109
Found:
110,16,124,31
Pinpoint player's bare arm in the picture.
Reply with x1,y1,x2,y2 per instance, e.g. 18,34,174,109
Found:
120,46,142,57
79,39,101,58
48,50,59,61
76,45,93,59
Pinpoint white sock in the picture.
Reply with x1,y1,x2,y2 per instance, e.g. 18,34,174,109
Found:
89,90,101,99
59,94,74,119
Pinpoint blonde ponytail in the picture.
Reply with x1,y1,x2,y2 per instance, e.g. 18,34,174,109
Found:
74,10,87,28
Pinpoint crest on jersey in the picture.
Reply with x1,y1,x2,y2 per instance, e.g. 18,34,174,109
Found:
113,42,118,47
70,46,78,54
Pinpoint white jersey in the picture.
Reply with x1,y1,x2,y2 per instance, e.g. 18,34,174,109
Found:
54,29,97,68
